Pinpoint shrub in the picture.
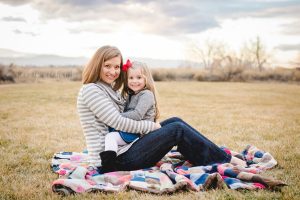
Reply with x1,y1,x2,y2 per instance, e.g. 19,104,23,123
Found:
0,64,16,83
292,70,300,81
0,64,299,83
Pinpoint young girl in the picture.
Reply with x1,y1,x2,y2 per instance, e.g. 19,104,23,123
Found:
100,60,159,172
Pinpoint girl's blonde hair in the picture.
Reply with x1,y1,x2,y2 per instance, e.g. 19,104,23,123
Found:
82,45,124,91
122,61,160,121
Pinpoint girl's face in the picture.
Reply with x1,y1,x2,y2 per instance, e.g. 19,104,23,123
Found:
127,68,146,93
100,56,121,84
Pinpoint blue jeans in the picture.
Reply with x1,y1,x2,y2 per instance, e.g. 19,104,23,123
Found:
115,117,231,171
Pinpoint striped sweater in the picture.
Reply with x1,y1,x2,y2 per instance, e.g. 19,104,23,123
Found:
77,82,156,166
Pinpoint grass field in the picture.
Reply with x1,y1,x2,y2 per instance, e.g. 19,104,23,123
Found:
0,81,299,200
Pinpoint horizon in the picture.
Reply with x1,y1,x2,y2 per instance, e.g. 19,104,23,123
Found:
0,0,299,68
0,48,195,68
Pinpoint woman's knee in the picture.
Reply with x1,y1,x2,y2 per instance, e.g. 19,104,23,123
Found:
170,117,183,122
161,117,184,126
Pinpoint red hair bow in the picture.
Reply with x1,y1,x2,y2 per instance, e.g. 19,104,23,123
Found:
122,59,132,72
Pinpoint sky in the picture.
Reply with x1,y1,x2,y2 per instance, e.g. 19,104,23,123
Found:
0,0,299,67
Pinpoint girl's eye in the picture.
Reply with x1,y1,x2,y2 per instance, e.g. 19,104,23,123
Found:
105,65,110,68
137,76,142,79
115,65,120,70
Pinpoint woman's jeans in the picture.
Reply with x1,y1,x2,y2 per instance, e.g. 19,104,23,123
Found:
115,117,231,171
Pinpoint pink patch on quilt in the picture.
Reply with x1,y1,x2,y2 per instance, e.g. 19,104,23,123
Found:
58,169,67,175
248,168,260,174
70,155,82,161
253,183,266,189
86,179,96,186
119,175,132,183
217,165,226,175
175,168,189,175
76,186,85,193
60,163,72,169
246,154,254,161
223,148,232,155
87,170,98,176
53,179,64,185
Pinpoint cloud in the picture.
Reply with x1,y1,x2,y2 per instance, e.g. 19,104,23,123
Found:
13,29,37,36
252,4,300,18
280,21,300,35
1,0,299,36
1,16,26,22
276,44,300,51
225,2,299,39
0,0,31,6
249,4,300,36
28,1,221,34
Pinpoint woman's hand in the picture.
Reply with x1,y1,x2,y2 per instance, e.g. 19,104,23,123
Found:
154,122,161,130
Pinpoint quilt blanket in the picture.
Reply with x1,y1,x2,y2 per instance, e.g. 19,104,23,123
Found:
51,145,286,195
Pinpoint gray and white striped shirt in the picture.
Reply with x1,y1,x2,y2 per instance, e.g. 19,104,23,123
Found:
77,82,156,166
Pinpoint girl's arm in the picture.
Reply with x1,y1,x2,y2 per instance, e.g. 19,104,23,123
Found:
121,90,155,121
82,84,156,134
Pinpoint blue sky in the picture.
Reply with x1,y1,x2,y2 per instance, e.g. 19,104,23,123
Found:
0,0,299,67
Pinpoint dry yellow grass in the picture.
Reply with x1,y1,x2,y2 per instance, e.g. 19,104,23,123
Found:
0,81,299,200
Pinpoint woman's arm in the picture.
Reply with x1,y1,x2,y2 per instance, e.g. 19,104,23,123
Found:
121,90,155,121
82,84,156,134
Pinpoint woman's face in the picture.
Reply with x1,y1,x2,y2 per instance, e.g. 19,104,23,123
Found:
100,56,121,84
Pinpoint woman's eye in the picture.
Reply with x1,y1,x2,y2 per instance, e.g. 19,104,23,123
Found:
105,65,110,68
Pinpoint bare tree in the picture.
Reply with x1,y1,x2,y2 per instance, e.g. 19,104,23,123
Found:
289,52,300,68
254,36,267,71
242,36,268,71
186,39,227,72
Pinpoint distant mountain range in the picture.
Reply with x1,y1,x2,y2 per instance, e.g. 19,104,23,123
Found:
0,48,88,66
0,48,200,68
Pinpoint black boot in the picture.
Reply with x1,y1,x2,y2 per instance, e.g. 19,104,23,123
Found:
98,151,117,173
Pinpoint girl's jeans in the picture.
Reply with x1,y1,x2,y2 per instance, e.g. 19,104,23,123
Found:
115,117,231,171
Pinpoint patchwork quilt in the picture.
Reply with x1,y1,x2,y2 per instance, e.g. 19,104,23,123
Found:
51,145,286,195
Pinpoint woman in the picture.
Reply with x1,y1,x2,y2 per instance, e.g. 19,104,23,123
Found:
77,45,245,173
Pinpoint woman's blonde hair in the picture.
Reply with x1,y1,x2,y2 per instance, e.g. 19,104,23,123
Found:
122,61,160,121
82,45,124,90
